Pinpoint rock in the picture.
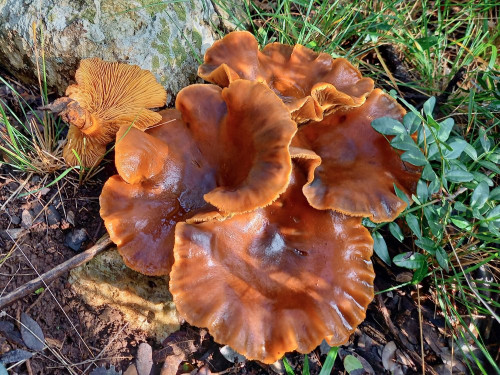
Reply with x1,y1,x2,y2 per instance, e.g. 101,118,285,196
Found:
0,228,24,240
46,205,61,225
65,228,88,251
68,248,180,342
21,209,33,228
211,2,249,31
0,0,223,103
10,215,21,225
136,342,153,375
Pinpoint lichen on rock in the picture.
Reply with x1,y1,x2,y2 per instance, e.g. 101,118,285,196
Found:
69,248,180,342
0,0,222,103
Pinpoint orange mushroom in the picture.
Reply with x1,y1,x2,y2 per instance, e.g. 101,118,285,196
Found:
293,89,422,223
170,165,375,363
198,31,374,123
54,58,167,167
100,80,296,275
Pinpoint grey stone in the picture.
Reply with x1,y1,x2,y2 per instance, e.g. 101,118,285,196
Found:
21,209,33,228
65,228,88,251
10,215,21,225
46,205,61,225
136,342,153,375
0,0,222,103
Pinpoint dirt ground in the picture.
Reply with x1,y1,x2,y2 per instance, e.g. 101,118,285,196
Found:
0,66,498,375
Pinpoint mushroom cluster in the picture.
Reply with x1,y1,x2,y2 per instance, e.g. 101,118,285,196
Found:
95,31,421,364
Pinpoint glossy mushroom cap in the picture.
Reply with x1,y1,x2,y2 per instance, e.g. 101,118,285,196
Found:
100,80,296,275
198,31,374,124
61,58,167,167
170,166,375,363
293,89,422,223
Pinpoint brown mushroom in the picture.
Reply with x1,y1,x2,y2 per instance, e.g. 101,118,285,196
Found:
198,31,374,123
57,58,167,167
100,80,296,275
293,89,422,223
170,165,375,363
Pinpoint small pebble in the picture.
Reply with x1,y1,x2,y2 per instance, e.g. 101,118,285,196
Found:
21,209,33,228
136,342,153,375
46,205,61,225
66,210,75,226
10,216,21,225
65,228,88,251
1,228,24,240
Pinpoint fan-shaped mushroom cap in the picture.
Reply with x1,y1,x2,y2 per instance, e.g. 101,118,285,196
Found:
100,81,296,275
61,58,166,167
293,89,422,223
198,31,374,123
170,166,375,364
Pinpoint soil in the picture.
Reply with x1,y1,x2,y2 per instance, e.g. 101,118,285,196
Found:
0,58,497,375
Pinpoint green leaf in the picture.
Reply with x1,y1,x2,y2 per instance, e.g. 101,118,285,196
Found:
283,358,295,375
303,355,310,375
442,138,468,160
486,206,500,227
403,112,420,134
463,143,478,161
416,36,439,50
490,186,500,201
415,237,437,255
454,201,467,212
394,252,427,269
372,117,407,135
423,96,436,115
436,247,449,272
417,180,429,202
372,231,391,265
451,216,471,229
412,261,428,283
477,160,500,174
479,127,491,152
389,222,404,242
406,213,422,239
445,170,474,183
401,148,428,166
428,178,440,195
391,134,419,151
437,118,454,142
422,163,437,181
471,181,489,209
394,184,410,206
343,355,363,373
319,346,339,375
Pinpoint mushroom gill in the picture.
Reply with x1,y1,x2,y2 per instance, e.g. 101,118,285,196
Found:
170,165,375,363
198,31,374,123
100,80,296,275
57,58,167,167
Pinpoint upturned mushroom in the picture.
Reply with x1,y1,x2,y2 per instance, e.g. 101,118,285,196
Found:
52,58,167,167
198,31,374,124
100,80,296,275
170,165,375,363
292,89,421,223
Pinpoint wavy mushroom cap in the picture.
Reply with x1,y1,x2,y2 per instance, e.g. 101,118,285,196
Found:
293,89,422,223
62,58,167,167
100,81,296,275
170,167,375,364
198,31,374,123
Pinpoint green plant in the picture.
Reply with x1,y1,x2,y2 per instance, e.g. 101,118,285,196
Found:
370,94,499,373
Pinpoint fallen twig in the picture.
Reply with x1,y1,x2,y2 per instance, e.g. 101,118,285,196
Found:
0,234,112,309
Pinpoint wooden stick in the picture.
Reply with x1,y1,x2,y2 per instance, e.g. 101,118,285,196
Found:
0,235,113,309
